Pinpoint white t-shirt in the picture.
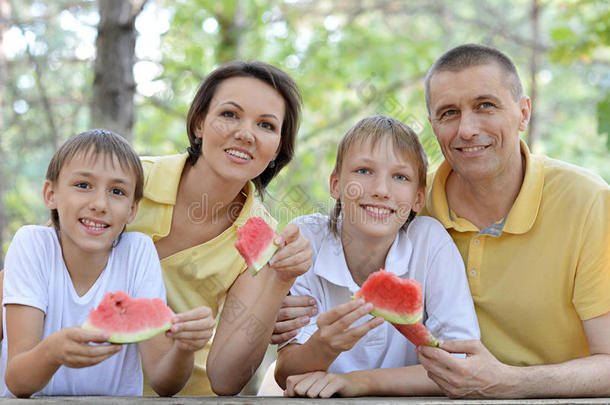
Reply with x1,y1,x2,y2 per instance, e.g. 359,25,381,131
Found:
286,214,480,373
0,226,166,397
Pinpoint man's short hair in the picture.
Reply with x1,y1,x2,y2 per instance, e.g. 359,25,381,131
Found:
424,43,524,114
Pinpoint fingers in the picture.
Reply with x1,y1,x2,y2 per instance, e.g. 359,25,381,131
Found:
275,223,299,246
166,306,215,351
276,295,318,322
273,316,310,335
440,339,481,354
316,299,371,329
270,234,312,269
285,372,343,398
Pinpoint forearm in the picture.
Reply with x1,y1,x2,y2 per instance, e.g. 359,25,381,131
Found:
345,365,442,396
506,354,610,398
5,338,59,397
207,269,293,395
145,344,194,397
275,338,340,389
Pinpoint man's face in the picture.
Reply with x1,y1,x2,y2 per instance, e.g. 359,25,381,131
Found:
427,63,530,182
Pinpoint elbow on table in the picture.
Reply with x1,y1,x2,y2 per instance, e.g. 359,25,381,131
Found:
209,375,244,396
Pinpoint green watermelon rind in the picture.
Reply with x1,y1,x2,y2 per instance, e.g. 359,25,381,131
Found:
351,295,422,324
249,242,279,276
82,320,173,344
369,306,423,325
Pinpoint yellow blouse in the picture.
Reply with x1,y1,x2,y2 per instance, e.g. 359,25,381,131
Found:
127,153,276,395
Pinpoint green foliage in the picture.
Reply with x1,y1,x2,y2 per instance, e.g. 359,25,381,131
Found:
2,0,609,251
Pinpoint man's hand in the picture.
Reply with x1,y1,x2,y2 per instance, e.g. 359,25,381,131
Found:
417,339,515,398
271,294,318,344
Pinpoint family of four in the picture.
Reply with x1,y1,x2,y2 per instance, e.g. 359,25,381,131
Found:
1,43,608,398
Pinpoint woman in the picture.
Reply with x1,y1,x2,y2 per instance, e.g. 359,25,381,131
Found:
127,61,313,395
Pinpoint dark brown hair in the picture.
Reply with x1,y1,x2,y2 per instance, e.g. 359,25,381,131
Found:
46,128,144,231
329,115,428,236
424,43,524,114
185,61,302,198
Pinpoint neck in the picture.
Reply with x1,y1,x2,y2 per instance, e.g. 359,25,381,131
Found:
340,223,395,286
447,152,525,230
180,158,249,224
60,235,110,297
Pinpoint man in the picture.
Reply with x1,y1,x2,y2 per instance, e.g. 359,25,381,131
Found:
417,43,610,398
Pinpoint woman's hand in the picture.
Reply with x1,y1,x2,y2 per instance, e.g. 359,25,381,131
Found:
268,223,312,284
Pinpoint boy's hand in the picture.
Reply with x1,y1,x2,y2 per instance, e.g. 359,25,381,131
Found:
165,305,215,352
313,299,383,357
271,294,318,344
47,326,122,368
284,371,358,398
268,224,312,284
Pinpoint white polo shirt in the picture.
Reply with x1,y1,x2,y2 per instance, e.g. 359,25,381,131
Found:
287,214,480,373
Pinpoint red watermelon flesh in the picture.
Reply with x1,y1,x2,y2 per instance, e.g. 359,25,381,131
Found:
82,291,174,343
354,270,423,324
392,322,440,347
235,217,278,275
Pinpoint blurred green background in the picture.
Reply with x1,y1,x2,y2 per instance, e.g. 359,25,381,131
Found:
1,0,608,262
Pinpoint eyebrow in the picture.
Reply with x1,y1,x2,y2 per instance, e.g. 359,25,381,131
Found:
220,101,280,122
72,171,131,185
353,157,414,171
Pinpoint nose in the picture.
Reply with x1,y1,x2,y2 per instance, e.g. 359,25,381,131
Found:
457,110,479,140
89,189,108,213
371,174,390,200
233,121,255,144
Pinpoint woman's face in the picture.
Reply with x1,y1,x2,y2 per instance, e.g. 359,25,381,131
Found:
195,76,285,186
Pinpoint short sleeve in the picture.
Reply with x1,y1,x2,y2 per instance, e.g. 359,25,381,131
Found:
124,233,167,302
3,227,52,312
573,188,610,320
423,238,480,341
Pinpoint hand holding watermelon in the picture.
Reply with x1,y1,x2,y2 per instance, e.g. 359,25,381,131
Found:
235,218,312,282
46,326,123,369
164,305,215,352
311,299,384,359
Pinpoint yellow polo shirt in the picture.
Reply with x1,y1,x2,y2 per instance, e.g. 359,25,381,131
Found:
421,140,610,366
127,153,276,395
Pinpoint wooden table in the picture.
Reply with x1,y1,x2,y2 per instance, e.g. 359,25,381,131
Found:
2,397,609,404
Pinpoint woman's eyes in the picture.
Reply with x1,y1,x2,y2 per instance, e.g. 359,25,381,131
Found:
221,111,237,118
259,121,276,131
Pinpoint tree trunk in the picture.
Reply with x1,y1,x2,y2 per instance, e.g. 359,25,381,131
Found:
216,1,247,63
527,0,539,149
91,0,147,142
0,0,11,268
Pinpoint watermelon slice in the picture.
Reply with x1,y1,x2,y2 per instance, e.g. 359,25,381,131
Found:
82,291,174,343
392,322,440,347
235,217,278,275
354,269,440,347
353,270,423,324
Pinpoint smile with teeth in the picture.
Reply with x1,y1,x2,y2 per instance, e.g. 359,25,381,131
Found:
459,145,487,152
225,149,253,160
362,205,394,215
80,218,109,230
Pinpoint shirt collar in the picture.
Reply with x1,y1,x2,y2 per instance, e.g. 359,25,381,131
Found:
426,139,543,235
312,218,413,293
143,153,188,205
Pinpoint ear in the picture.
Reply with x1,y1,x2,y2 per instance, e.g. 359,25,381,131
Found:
125,200,140,225
329,170,340,200
411,187,426,213
518,96,531,132
43,180,57,210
